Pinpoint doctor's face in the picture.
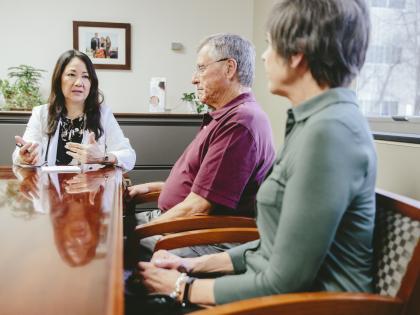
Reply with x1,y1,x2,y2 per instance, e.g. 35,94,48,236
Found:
61,57,91,108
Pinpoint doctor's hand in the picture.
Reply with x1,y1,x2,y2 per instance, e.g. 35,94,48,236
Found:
17,168,40,201
64,169,113,205
65,132,104,164
15,135,40,165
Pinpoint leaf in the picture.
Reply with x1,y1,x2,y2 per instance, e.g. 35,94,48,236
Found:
0,64,45,110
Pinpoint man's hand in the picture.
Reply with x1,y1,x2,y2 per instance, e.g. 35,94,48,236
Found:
126,181,164,203
127,183,150,197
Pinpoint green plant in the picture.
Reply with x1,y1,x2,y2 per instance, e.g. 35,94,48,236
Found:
0,65,46,110
181,92,208,113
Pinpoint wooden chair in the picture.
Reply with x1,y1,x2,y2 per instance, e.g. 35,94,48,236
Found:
154,227,259,251
166,189,419,315
130,192,257,240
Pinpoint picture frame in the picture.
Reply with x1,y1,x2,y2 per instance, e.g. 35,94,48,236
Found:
73,21,131,70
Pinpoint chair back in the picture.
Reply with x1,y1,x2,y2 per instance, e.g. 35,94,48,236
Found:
373,189,420,315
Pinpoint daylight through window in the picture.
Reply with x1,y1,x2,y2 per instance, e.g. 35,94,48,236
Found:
357,0,420,117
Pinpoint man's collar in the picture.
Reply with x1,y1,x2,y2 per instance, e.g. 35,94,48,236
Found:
209,92,255,121
292,88,358,122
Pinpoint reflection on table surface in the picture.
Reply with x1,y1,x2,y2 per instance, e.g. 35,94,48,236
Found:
0,166,124,315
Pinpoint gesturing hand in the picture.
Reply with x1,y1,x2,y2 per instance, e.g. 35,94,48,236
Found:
65,132,104,164
64,169,113,205
17,168,40,201
15,135,40,165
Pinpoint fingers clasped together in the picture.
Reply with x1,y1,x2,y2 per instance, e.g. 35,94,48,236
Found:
136,250,193,295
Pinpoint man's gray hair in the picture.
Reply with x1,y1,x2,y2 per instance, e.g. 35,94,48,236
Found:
197,33,255,87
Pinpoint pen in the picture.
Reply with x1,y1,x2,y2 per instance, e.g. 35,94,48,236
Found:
16,143,30,153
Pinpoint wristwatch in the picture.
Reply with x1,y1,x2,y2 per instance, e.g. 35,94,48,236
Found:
182,276,197,307
102,154,112,165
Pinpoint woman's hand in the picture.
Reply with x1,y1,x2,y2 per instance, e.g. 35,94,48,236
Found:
138,261,182,296
64,170,111,205
17,168,40,201
151,250,192,273
65,132,105,164
15,136,40,165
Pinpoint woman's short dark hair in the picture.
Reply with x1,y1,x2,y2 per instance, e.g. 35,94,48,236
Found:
267,0,370,87
47,49,104,139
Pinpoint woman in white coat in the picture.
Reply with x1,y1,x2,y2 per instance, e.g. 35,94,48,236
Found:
13,49,135,171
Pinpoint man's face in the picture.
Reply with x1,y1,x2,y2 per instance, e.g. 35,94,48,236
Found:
192,45,228,107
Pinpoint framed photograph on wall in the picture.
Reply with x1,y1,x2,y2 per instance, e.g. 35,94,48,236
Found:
73,21,131,70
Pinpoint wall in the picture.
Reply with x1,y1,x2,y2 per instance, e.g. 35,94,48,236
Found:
0,0,253,113
375,141,420,200
252,0,288,151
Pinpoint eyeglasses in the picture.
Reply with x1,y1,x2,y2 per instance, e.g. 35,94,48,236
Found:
195,58,229,75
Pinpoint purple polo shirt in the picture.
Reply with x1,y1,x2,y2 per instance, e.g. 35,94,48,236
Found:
158,93,275,217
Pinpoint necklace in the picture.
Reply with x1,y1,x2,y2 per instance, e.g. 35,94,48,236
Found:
60,114,86,142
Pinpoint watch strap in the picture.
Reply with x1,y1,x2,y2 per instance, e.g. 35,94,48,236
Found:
181,276,196,307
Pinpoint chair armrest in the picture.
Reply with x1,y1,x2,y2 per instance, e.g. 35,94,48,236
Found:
154,227,259,251
190,292,403,315
135,215,257,239
132,191,161,204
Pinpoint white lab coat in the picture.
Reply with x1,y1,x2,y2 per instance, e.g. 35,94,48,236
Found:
12,104,136,171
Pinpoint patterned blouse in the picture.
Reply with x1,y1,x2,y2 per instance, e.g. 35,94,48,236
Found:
56,114,85,165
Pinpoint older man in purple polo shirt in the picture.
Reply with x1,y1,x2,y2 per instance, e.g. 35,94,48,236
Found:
128,33,275,257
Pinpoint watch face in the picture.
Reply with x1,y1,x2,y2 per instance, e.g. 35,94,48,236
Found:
103,155,111,165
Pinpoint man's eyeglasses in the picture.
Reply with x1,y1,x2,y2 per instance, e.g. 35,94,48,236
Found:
195,58,229,75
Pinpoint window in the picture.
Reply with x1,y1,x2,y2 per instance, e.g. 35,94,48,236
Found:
357,0,420,119
369,0,406,9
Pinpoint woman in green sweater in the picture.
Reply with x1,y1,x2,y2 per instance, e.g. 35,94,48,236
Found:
138,0,376,307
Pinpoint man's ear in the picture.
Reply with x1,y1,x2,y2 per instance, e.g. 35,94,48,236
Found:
225,58,238,80
289,52,305,69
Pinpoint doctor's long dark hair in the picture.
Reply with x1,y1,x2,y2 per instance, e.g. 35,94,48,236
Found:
47,50,104,139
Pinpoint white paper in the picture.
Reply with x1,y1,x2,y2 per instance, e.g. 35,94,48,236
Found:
41,165,81,173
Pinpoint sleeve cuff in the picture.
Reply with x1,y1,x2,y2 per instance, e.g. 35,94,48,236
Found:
192,183,238,209
227,240,260,273
108,150,135,171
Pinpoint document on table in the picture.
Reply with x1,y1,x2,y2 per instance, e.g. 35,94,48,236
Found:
41,165,81,173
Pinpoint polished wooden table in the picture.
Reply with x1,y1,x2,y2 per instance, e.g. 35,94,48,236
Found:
0,166,124,315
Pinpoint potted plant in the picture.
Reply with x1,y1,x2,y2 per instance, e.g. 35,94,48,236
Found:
181,92,208,113
0,65,46,111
